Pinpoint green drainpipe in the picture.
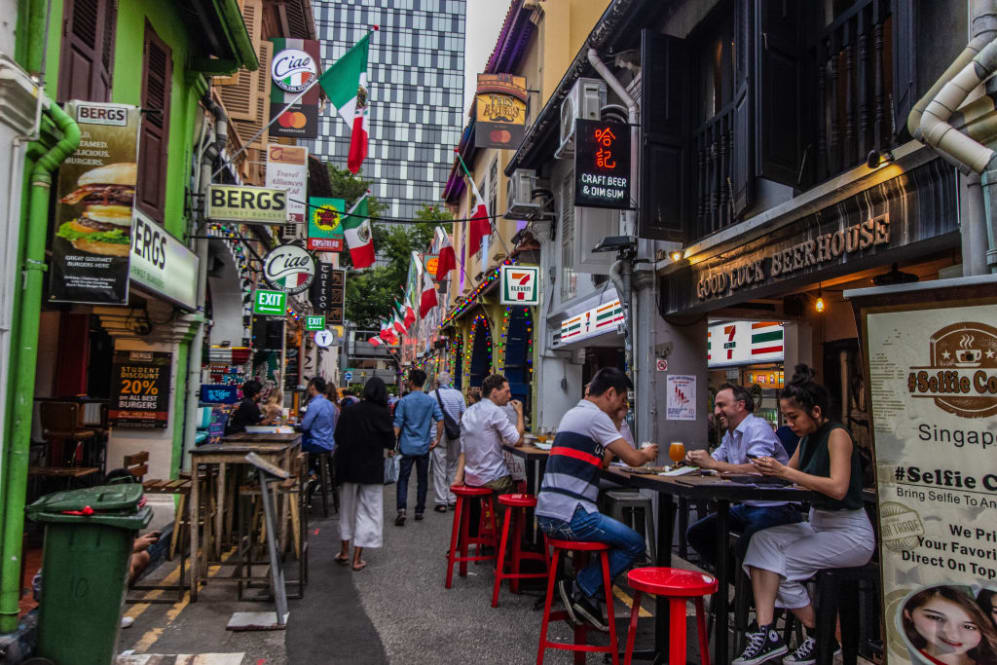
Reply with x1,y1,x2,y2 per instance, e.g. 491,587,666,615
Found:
0,99,79,633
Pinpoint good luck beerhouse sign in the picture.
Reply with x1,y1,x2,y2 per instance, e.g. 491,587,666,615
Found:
574,118,630,209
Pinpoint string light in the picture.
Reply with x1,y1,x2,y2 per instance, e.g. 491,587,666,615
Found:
439,257,516,328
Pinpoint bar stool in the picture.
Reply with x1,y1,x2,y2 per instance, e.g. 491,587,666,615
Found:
623,567,718,665
537,539,619,665
491,493,548,607
445,484,498,588
605,490,656,562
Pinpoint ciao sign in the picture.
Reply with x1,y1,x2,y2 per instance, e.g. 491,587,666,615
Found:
271,48,317,93
263,244,315,295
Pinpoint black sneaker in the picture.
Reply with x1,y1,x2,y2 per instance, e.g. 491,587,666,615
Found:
556,579,581,626
733,626,788,665
572,594,609,632
394,511,406,526
782,636,840,665
414,512,424,521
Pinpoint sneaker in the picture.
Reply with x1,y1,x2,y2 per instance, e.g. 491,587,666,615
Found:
556,579,581,626
414,512,424,521
782,636,840,665
733,626,788,665
394,511,406,526
572,594,609,632
121,616,135,629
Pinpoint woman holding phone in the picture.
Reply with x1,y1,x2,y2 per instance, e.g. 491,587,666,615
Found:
732,365,875,665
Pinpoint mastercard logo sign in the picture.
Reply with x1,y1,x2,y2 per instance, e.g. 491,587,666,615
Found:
278,111,308,129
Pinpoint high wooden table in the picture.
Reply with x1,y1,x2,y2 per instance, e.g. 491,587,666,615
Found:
189,435,300,601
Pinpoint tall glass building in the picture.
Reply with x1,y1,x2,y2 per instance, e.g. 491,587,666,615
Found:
309,0,466,219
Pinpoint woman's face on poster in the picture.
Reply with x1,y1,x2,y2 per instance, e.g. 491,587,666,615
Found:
908,596,983,658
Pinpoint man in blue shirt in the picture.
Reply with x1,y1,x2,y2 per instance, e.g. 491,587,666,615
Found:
300,377,336,455
392,369,443,525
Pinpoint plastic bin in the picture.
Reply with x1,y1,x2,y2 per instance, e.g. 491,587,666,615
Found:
26,484,152,665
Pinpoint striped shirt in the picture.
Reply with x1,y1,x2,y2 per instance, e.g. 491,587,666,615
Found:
537,400,623,522
431,386,466,430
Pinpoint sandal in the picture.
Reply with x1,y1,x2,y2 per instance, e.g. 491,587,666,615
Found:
334,553,350,565
352,560,367,571
434,505,448,513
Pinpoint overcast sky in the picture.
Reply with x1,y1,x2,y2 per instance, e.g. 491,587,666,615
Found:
463,0,512,115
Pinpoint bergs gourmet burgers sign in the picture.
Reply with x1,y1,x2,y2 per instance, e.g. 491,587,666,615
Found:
50,101,141,304
263,244,315,295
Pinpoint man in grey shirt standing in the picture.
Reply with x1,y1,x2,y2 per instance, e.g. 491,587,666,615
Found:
430,371,465,512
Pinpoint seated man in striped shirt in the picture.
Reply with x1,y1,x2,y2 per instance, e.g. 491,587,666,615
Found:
536,368,658,632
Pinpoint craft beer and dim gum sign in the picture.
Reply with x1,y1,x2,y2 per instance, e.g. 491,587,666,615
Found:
863,296,997,665
574,118,630,209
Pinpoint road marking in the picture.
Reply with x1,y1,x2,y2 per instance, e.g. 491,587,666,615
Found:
117,653,245,664
613,585,652,618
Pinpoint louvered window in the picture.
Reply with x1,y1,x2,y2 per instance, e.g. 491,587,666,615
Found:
58,0,117,102
137,23,172,222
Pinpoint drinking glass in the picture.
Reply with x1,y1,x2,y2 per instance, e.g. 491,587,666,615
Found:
669,442,686,466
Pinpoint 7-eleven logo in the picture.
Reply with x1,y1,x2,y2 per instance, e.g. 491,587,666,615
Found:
502,265,539,304
724,324,736,360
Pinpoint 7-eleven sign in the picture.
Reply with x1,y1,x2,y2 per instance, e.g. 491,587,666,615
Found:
500,265,540,305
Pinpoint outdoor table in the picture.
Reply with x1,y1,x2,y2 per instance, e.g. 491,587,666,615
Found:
502,443,550,544
189,436,300,601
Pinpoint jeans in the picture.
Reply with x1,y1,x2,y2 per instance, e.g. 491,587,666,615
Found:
538,506,645,600
686,503,802,569
396,453,429,513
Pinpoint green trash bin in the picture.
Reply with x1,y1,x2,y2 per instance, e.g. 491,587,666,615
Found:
26,483,152,665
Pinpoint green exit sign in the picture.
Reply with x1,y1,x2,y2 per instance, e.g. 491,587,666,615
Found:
253,290,286,316
305,315,326,331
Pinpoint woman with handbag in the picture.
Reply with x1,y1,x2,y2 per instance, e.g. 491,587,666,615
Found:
334,377,396,571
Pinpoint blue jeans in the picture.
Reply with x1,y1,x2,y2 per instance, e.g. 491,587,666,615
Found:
396,454,429,513
538,506,645,600
686,503,802,569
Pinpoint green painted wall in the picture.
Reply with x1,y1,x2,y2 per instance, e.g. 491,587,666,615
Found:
171,342,190,478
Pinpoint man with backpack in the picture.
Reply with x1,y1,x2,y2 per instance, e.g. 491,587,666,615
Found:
430,371,466,512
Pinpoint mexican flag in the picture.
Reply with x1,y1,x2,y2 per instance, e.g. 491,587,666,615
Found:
379,321,397,345
435,227,455,280
367,336,382,347
467,180,491,257
419,270,438,318
318,32,371,174
392,311,407,336
402,298,416,328
342,195,375,268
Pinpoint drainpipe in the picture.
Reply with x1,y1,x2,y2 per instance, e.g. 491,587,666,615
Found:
587,48,641,431
912,0,997,274
0,98,80,633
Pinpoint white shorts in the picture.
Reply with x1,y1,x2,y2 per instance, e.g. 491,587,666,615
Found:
742,507,875,609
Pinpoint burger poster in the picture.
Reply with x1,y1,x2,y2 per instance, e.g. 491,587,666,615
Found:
862,295,997,664
50,101,140,304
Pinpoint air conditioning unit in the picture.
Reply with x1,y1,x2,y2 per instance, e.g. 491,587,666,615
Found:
555,78,606,160
280,222,297,243
506,169,540,220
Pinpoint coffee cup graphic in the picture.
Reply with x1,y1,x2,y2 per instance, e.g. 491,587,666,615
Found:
955,334,984,367
895,585,997,665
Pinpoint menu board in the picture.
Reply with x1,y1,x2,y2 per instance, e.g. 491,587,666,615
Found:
864,299,997,665
109,351,172,428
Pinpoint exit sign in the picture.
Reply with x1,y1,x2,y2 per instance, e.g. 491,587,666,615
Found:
253,289,286,316
574,118,630,209
305,315,326,331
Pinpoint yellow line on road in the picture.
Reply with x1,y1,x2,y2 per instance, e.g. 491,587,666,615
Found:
613,585,652,618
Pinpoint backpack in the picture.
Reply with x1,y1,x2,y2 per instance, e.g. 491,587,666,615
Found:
435,389,461,440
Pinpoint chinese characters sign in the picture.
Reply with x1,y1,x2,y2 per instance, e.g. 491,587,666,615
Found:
574,118,630,209
109,351,172,428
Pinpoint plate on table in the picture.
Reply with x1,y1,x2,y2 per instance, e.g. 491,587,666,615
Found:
533,441,552,451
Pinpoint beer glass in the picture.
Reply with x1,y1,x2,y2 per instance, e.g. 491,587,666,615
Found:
669,442,686,466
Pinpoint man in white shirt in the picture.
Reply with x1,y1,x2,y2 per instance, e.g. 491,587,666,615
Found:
454,373,524,497
685,383,800,569
430,372,466,512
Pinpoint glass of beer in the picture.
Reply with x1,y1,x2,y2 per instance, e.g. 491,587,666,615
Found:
669,442,686,467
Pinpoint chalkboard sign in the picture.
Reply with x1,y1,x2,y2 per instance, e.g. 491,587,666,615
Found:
109,351,172,428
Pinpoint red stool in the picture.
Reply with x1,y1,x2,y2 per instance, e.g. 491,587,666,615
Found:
491,493,548,607
623,567,718,665
537,539,619,665
445,484,499,588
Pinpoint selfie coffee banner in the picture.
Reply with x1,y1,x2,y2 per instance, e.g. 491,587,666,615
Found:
863,293,997,665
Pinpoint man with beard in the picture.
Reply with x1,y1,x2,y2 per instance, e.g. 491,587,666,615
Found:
684,383,800,570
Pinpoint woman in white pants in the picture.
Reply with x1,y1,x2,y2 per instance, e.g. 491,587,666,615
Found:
733,365,875,665
334,378,396,571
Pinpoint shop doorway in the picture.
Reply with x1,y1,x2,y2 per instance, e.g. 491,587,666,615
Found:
468,314,492,388
503,307,532,413
452,335,464,390
822,338,874,484
582,347,625,398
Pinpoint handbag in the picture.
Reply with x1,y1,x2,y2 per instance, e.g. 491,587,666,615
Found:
435,389,461,441
383,454,400,485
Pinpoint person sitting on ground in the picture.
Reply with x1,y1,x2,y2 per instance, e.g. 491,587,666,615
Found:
453,373,524,501
732,365,875,665
536,367,658,632
225,379,264,435
684,383,799,571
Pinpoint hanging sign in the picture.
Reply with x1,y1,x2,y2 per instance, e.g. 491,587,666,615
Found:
269,39,321,139
265,145,308,223
305,315,326,331
851,280,997,665
49,101,141,304
206,184,288,224
314,329,334,348
329,268,346,325
707,321,785,368
499,265,540,305
109,351,172,428
253,289,286,316
310,262,334,313
307,197,345,251
559,299,624,345
263,244,315,295
574,118,630,209
129,210,199,310
200,384,240,404
474,73,528,149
